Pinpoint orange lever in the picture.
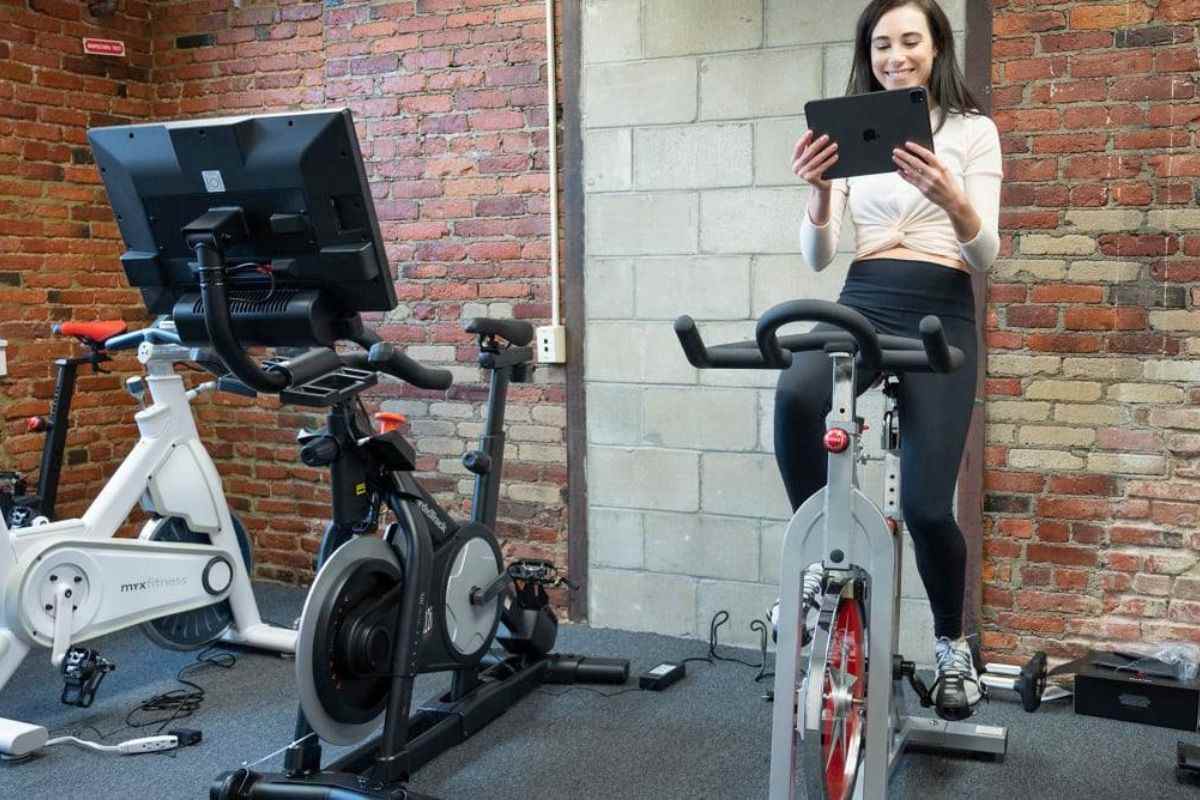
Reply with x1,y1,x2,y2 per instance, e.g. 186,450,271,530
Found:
375,412,407,433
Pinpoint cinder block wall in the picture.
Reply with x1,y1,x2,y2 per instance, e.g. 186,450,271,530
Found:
580,0,968,655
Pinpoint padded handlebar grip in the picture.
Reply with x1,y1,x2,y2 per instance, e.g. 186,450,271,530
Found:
917,315,962,373
674,316,769,369
368,342,454,391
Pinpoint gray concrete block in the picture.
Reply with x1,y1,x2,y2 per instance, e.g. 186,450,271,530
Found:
584,128,632,191
583,0,642,64
381,399,428,417
585,258,635,320
700,187,807,254
644,0,763,58
766,0,858,47
587,192,698,256
643,386,758,450
589,506,645,569
700,48,821,120
589,446,700,511
823,43,854,99
766,0,965,48
585,321,698,384
701,452,792,519
899,597,935,668
758,389,774,453
634,124,753,190
752,253,850,317
760,520,787,584
585,382,642,446
644,511,760,581
589,568,697,636
635,256,751,320
583,59,697,128
755,116,806,187
696,579,779,647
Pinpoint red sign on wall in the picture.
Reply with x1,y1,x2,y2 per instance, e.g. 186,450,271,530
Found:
82,38,126,57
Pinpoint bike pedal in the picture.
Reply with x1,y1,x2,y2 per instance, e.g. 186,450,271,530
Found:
60,647,115,708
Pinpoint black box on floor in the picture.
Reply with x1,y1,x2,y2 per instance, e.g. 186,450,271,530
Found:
1075,657,1200,731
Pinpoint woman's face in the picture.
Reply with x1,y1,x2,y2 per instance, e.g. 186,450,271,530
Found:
870,4,938,93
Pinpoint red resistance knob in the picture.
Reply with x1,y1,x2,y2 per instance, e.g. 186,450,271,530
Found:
823,428,850,453
27,417,47,433
374,412,407,434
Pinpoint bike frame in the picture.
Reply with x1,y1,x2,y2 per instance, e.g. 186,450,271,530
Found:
768,353,1004,800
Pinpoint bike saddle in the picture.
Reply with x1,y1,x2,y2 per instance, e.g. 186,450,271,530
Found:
54,321,128,349
464,317,534,347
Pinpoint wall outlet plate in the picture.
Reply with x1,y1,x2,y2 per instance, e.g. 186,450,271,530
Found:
536,325,566,364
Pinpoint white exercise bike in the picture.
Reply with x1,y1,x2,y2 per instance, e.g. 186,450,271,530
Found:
0,324,297,758
677,300,1009,800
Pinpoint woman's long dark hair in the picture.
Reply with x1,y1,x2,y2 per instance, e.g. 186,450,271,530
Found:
845,0,984,133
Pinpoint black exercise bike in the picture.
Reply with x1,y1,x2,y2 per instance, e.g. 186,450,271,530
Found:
209,316,628,800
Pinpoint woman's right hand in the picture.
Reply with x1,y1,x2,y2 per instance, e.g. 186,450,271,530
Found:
791,130,838,192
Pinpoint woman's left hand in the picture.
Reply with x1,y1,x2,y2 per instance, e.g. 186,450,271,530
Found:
893,142,965,214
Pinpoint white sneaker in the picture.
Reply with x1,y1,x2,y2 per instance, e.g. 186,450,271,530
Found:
770,562,824,645
932,635,982,720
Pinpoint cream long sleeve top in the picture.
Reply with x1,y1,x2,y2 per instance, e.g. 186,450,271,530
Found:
800,109,1003,272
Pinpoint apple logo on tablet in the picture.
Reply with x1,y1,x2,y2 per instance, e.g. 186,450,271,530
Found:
863,128,879,142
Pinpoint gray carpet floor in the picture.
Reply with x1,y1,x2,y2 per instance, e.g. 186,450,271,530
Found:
1,582,1196,799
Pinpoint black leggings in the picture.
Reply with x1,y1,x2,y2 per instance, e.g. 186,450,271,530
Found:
773,259,978,640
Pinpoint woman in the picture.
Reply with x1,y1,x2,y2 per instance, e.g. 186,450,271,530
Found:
781,0,1002,721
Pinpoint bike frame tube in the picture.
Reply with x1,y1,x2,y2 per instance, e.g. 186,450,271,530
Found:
35,356,87,520
471,361,511,529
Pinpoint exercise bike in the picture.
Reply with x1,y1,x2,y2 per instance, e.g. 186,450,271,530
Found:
677,299,1010,800
0,320,128,529
0,323,297,758
206,314,629,800
85,107,626,800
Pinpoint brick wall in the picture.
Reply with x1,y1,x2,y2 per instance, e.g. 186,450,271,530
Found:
983,0,1200,662
149,0,566,586
0,1,153,516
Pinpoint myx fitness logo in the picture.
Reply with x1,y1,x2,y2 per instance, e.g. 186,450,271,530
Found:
120,576,188,593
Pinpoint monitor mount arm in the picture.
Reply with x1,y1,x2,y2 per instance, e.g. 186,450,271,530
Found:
185,207,289,394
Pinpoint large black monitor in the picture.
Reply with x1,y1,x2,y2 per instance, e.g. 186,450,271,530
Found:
88,108,395,332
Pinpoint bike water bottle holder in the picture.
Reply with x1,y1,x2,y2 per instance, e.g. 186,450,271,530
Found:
61,647,115,708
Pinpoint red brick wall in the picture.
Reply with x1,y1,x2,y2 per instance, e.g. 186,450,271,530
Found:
983,1,1200,662
149,0,566,586
0,1,153,516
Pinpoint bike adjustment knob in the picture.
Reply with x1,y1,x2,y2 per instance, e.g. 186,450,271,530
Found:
300,435,340,467
462,450,491,475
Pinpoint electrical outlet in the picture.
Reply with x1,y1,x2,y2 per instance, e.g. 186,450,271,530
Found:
536,325,566,364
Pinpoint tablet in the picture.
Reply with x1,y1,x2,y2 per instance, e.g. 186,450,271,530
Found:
804,87,935,180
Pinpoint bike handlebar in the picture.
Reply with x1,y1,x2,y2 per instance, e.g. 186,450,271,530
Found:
676,299,964,374
104,328,183,351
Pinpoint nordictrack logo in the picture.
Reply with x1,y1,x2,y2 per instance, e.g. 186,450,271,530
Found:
120,576,188,593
